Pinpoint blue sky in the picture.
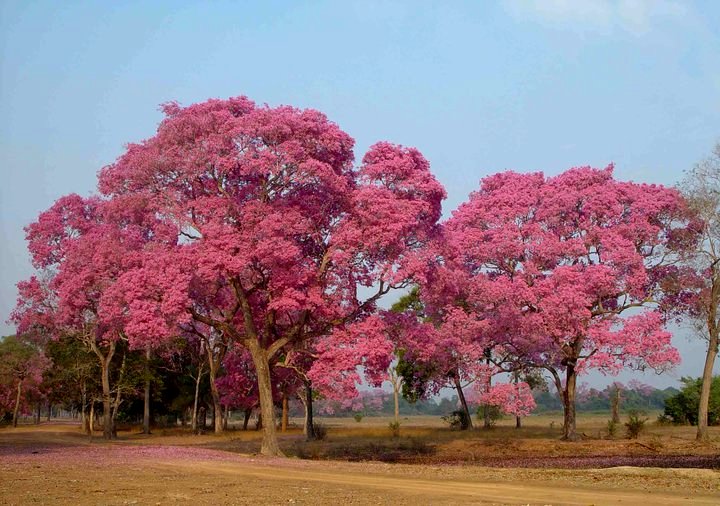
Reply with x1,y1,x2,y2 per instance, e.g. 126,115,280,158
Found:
1,0,718,388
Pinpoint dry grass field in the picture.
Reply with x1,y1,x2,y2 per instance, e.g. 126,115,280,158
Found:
1,414,719,505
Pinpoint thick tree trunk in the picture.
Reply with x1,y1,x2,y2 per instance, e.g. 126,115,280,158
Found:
143,347,151,435
453,375,473,430
562,365,579,441
248,343,283,456
12,380,23,428
281,393,289,432
46,401,52,422
516,415,522,429
34,403,41,424
697,329,718,441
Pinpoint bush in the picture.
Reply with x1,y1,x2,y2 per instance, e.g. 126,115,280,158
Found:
442,409,471,430
312,422,328,441
388,421,400,438
476,405,503,427
606,419,618,438
353,413,363,423
625,410,648,439
663,376,720,426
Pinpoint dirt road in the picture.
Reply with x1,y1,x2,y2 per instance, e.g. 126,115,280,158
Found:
1,424,718,505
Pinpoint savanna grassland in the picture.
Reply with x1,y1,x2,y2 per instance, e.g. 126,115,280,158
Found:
1,414,719,505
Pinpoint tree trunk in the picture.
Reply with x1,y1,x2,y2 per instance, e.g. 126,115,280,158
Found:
248,343,283,456
101,360,113,440
80,382,89,434
281,392,289,432
393,382,400,425
34,403,41,424
12,379,23,428
453,375,473,430
143,347,151,435
611,386,621,424
243,408,252,430
303,380,315,440
89,401,95,440
205,349,224,434
562,365,579,441
697,328,718,441
514,371,521,428
191,363,204,433
210,388,222,433
110,351,127,439
46,401,52,422
198,406,206,431
92,340,116,441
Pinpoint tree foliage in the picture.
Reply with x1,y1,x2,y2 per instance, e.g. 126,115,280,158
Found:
664,376,720,426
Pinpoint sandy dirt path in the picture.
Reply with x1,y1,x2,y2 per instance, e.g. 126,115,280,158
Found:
1,425,718,505
156,459,718,505
2,452,718,505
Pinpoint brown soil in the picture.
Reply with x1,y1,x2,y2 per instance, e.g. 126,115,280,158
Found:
1,423,719,505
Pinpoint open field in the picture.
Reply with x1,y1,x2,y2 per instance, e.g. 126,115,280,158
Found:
1,415,719,505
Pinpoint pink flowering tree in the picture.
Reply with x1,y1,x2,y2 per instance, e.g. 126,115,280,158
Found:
470,381,536,419
0,335,50,427
216,347,260,429
13,194,174,439
98,96,445,455
435,167,697,440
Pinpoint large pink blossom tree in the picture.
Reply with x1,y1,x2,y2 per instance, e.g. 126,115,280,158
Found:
433,167,697,440
98,97,445,455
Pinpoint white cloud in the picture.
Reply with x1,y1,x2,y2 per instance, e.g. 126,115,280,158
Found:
502,0,689,36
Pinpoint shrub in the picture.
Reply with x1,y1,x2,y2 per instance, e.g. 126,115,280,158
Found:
475,405,503,427
606,419,618,438
625,410,648,439
388,421,400,438
312,422,328,441
443,409,471,430
353,413,363,423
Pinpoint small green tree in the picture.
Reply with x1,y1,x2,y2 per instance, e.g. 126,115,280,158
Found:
664,376,720,426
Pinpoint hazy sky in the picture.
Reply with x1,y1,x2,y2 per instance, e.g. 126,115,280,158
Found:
1,1,718,388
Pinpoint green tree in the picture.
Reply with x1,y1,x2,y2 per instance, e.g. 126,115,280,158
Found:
664,376,720,426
